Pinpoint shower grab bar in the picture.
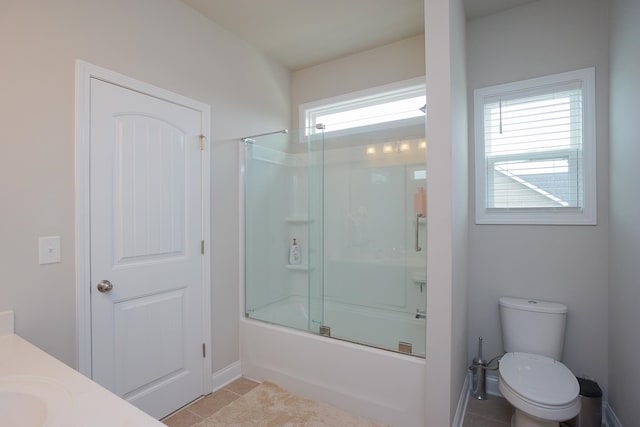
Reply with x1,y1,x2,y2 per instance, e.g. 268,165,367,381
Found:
415,213,423,252
241,129,288,143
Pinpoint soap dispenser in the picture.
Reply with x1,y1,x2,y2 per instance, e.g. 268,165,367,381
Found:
288,238,301,265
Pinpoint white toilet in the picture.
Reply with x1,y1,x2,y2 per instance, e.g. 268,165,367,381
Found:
498,297,581,427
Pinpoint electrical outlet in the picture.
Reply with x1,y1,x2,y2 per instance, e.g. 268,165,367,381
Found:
38,236,61,264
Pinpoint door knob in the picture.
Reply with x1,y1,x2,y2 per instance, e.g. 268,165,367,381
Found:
97,280,113,293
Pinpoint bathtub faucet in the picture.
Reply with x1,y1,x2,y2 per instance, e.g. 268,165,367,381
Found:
415,309,426,319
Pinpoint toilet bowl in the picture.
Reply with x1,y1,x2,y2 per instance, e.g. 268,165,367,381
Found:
498,297,581,427
499,352,581,427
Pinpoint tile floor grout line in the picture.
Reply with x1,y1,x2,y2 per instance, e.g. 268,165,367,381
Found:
223,389,244,397
184,407,204,420
162,378,262,427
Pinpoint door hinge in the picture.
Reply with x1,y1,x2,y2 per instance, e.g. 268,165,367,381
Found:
199,134,206,150
201,240,205,255
202,343,206,358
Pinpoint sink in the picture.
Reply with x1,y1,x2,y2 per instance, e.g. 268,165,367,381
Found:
0,376,72,427
0,391,47,427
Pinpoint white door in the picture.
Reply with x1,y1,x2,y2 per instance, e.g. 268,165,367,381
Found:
90,78,206,419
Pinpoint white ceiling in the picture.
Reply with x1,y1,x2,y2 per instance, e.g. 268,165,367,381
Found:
180,0,536,71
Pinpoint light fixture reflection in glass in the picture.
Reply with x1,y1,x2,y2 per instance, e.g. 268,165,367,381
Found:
366,146,376,155
399,142,411,152
419,140,426,149
382,144,394,154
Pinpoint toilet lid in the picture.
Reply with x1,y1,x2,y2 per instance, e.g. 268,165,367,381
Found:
499,352,579,406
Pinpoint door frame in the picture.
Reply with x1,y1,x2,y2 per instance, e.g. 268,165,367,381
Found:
74,60,212,394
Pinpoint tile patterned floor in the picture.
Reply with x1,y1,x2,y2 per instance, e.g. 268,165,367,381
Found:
161,377,260,427
165,378,515,427
463,394,513,427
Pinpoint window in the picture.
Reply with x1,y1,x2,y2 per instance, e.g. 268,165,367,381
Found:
300,77,426,135
474,68,596,225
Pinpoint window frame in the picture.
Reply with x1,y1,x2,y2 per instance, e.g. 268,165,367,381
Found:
474,68,597,225
299,77,426,137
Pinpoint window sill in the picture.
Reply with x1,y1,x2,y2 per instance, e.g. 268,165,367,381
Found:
475,208,597,225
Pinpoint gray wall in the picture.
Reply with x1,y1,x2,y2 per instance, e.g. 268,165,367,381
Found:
450,0,469,419
291,35,425,129
466,0,610,390
424,0,469,424
0,0,290,372
608,0,640,423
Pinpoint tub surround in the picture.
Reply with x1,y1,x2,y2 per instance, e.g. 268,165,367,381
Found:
0,311,164,426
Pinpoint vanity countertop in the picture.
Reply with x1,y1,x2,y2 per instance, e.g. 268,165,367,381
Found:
0,332,165,427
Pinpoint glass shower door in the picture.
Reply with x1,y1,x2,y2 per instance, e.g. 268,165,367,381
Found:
244,125,426,356
320,126,427,356
244,128,324,334
244,131,307,331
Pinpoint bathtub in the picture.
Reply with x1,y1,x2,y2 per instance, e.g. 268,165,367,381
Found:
247,295,426,356
240,297,427,427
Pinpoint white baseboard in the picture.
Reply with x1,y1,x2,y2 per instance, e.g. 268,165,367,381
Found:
454,372,502,427
604,402,622,427
211,361,242,392
453,372,471,427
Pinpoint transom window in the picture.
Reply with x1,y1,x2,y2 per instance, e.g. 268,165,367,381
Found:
301,77,426,135
474,68,596,225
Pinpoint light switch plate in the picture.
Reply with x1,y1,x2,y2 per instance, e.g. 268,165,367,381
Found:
39,236,61,264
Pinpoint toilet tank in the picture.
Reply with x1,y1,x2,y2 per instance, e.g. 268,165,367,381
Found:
499,297,568,361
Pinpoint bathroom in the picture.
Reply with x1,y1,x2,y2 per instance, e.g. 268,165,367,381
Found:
0,0,638,426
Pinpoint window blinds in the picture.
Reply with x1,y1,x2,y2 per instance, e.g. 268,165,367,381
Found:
483,84,583,209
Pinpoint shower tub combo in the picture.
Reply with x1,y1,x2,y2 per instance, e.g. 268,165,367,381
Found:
240,125,427,426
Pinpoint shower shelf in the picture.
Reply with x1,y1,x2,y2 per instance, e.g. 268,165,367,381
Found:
285,264,313,272
285,216,313,224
